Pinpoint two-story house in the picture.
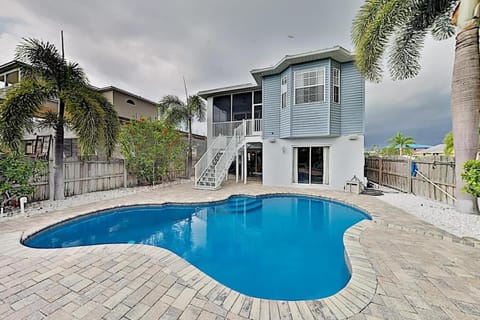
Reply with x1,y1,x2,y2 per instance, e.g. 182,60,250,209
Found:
196,46,365,190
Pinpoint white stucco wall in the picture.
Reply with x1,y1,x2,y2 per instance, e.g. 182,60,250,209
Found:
262,135,364,190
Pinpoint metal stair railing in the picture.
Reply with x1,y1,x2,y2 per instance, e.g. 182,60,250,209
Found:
214,122,246,189
194,135,228,187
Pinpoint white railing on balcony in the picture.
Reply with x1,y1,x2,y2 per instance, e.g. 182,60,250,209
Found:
213,122,245,189
212,119,262,137
194,135,229,186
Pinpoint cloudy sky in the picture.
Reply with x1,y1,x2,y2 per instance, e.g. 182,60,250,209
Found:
0,0,454,148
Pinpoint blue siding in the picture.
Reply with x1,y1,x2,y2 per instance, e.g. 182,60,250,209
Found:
341,62,365,135
262,75,281,138
291,60,330,137
260,58,364,139
279,68,291,138
330,60,341,136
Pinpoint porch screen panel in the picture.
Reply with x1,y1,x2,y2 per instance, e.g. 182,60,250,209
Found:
232,92,252,120
213,95,231,122
254,90,262,104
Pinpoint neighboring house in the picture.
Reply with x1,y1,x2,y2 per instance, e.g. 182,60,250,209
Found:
419,144,446,156
197,46,365,190
396,144,432,154
0,60,207,167
0,61,157,159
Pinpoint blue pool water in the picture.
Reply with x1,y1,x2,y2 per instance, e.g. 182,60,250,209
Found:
24,195,370,300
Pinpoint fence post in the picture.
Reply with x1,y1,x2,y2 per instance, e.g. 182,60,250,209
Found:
123,160,128,188
378,157,383,185
48,159,55,200
407,157,412,193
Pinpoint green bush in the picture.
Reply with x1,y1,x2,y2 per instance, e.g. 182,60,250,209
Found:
119,117,185,184
0,154,46,206
462,160,480,197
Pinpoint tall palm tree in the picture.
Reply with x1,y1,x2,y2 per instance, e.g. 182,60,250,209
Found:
387,132,416,156
352,0,480,213
158,95,206,178
0,38,120,200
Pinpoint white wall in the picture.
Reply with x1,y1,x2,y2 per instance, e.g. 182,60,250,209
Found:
263,135,364,190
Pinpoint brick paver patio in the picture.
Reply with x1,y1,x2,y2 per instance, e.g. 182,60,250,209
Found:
0,182,479,319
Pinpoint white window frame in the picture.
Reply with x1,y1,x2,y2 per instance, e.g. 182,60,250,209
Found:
281,75,287,108
292,145,330,185
332,67,340,104
293,67,326,105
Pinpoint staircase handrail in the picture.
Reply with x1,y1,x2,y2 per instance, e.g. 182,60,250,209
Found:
194,135,227,186
214,122,245,188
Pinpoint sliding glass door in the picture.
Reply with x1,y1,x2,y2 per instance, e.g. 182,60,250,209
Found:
293,146,329,185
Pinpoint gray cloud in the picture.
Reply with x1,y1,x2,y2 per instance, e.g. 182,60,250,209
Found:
0,0,454,139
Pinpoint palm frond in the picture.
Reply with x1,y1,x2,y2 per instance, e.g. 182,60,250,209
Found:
352,0,390,46
187,95,206,122
409,0,457,30
158,95,187,126
158,95,183,116
64,61,89,87
431,6,457,40
0,79,52,152
388,26,427,80
15,38,64,83
353,0,415,82
37,109,59,129
95,93,120,158
64,87,105,155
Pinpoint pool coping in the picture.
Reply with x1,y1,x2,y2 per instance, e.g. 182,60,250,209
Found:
17,192,377,320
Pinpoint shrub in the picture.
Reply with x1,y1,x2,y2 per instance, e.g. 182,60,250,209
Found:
0,154,46,206
462,160,480,197
119,117,185,184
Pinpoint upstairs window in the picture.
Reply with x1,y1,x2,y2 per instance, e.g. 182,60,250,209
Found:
294,67,325,105
281,76,287,108
332,68,340,103
126,99,136,105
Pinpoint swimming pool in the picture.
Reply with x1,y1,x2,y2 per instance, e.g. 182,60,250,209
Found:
24,194,370,300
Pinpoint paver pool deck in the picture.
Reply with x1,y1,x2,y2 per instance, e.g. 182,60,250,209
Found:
0,181,480,320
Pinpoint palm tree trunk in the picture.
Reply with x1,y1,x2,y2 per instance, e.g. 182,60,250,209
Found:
53,99,65,200
187,118,193,178
451,27,480,213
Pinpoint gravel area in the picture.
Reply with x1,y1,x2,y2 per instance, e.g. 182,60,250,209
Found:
378,191,480,240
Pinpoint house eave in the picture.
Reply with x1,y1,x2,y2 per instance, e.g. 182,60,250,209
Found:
197,83,260,99
250,46,354,84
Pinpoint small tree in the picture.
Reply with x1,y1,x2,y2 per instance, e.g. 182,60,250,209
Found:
158,95,206,178
387,132,416,156
0,154,46,207
119,118,185,184
443,131,454,156
462,160,480,197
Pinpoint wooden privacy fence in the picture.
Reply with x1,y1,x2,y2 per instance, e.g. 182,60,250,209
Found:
365,156,456,205
30,158,187,202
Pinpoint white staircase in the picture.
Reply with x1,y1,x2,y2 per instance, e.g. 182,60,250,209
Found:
194,122,246,190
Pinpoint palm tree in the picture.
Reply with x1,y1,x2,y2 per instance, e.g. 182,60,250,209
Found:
352,0,480,213
0,38,120,200
387,132,416,156
158,95,206,178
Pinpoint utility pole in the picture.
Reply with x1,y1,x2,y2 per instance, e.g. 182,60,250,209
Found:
183,75,192,178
